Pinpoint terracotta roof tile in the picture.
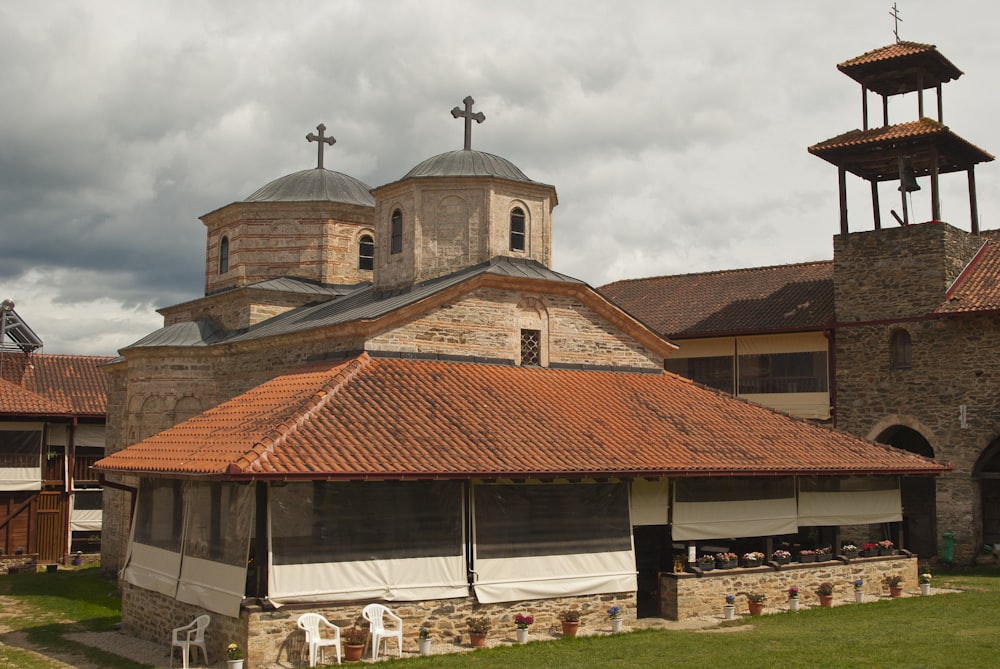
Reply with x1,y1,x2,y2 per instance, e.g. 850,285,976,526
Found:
839,41,938,67
938,230,1000,313
0,377,71,415
0,353,112,417
600,261,834,337
836,42,962,96
94,354,945,479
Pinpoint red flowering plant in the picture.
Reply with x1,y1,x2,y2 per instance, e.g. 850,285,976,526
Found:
514,614,534,630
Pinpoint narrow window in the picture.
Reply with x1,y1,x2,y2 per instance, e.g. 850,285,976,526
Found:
510,207,526,252
218,236,229,274
520,329,541,366
891,330,912,369
358,234,374,270
390,209,403,255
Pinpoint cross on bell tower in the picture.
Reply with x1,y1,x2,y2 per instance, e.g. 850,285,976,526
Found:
306,123,336,169
450,96,485,151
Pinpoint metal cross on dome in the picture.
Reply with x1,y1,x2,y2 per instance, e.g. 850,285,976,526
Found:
451,96,485,150
306,123,336,169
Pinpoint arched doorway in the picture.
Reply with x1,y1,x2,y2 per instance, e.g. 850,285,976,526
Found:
973,438,1000,548
876,425,937,558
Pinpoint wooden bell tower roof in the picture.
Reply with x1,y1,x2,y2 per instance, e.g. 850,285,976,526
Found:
837,41,963,96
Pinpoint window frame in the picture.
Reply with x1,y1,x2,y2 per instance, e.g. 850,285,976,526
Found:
509,207,526,252
358,233,374,271
390,209,403,255
218,235,229,274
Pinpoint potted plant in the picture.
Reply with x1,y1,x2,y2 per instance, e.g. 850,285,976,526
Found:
815,546,833,562
467,616,491,647
877,539,895,556
884,574,904,598
860,542,878,558
816,581,835,607
723,594,736,620
798,549,817,563
919,571,932,595
343,622,368,662
72,550,83,566
607,605,624,633
772,549,792,565
741,592,767,616
418,626,432,655
559,609,581,637
853,578,865,603
841,543,859,559
742,551,765,568
514,613,533,644
226,642,244,669
787,586,800,612
698,554,716,571
715,552,738,569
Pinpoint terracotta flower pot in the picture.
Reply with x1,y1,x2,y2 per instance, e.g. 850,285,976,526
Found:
561,621,579,637
469,632,488,648
819,595,834,607
890,586,903,598
344,643,364,662
748,600,765,616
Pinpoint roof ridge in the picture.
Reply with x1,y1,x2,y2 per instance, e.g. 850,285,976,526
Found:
601,259,833,287
235,353,373,473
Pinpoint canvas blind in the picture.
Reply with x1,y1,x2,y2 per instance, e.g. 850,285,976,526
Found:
671,477,798,540
797,476,902,525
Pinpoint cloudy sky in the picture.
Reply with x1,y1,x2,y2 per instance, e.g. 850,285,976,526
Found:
3,1,998,355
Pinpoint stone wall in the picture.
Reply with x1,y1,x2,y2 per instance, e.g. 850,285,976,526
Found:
661,555,918,620
122,582,633,669
1,554,37,574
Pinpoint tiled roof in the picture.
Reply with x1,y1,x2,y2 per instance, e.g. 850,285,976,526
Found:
600,261,834,337
836,42,963,96
938,230,1000,313
0,377,70,415
93,354,946,479
0,354,112,416
838,41,938,68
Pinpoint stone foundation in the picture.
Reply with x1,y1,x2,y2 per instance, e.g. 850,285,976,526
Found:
1,554,38,574
661,554,917,619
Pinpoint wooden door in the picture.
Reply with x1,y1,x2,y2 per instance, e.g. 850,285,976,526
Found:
37,491,65,563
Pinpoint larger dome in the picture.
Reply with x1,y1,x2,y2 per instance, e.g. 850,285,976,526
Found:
403,149,536,183
245,168,375,207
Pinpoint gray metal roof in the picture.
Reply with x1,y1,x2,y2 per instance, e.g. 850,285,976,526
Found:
124,257,584,350
402,150,539,183
245,168,375,207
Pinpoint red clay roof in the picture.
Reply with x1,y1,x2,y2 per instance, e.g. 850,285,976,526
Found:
938,230,1000,313
0,353,112,416
600,261,834,337
836,42,962,96
0,377,71,416
94,354,946,479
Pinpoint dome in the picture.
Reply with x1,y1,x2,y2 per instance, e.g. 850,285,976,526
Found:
245,168,375,207
403,149,536,183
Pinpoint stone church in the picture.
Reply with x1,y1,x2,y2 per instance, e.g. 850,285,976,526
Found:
94,92,944,666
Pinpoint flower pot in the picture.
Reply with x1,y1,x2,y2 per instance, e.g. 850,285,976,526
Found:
841,550,858,559
418,638,432,655
516,628,529,644
71,557,82,566
227,661,245,669
815,553,831,562
344,643,364,662
879,548,894,556
855,590,865,603
773,555,791,565
699,562,715,572
748,601,765,616
561,621,579,637
743,558,762,568
610,618,623,633
889,586,903,598
723,605,736,620
716,559,737,569
470,632,488,648
819,595,834,607
799,553,816,563
920,583,931,596
788,597,799,612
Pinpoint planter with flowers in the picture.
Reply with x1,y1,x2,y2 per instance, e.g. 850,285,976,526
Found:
418,626,432,655
559,610,581,637
715,552,739,569
698,554,716,572
226,643,244,669
787,586,800,612
514,614,533,644
877,539,895,556
816,581,835,607
607,605,624,633
919,571,932,595
798,549,817,563
343,622,368,662
741,592,767,616
467,616,491,647
742,551,765,568
841,544,859,559
814,546,833,562
859,542,878,558
853,578,865,603
723,594,736,620
884,574,904,598
772,549,791,565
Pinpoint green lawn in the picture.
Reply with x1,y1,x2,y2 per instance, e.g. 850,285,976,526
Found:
0,565,997,668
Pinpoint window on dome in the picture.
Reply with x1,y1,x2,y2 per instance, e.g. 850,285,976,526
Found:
358,234,374,271
218,236,229,274
510,207,526,252
390,210,403,255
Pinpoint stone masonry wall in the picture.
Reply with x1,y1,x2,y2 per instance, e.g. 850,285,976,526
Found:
122,582,633,669
661,555,917,620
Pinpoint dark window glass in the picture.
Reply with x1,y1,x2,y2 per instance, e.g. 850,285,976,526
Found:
510,208,526,251
390,210,403,255
0,430,40,468
219,236,229,274
359,234,374,270
737,351,828,394
891,331,912,370
74,490,103,510
664,356,734,393
475,483,631,559
521,329,541,366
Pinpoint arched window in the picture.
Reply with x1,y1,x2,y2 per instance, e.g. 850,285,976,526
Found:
390,209,403,255
218,236,229,274
358,234,374,271
891,330,912,369
510,207,526,252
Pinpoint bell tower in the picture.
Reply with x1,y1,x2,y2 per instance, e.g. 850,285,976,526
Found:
809,41,993,234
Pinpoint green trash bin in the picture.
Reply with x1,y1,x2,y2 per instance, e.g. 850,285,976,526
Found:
942,531,954,563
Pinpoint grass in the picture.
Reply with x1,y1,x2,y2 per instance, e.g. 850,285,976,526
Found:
0,565,996,668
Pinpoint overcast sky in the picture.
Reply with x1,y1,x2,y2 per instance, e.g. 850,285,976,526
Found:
3,1,998,355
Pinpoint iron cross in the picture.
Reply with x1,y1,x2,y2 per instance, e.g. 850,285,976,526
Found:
450,96,485,150
306,123,336,169
890,2,902,42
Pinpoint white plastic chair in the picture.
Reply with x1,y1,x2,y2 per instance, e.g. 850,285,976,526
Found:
170,614,210,669
362,603,403,660
297,612,342,666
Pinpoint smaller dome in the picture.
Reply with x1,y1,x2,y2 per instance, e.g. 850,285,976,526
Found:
403,150,536,183
245,168,375,207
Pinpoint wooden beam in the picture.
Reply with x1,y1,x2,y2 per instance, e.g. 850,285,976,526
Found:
930,147,941,221
871,180,881,229
839,167,849,234
969,166,980,234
